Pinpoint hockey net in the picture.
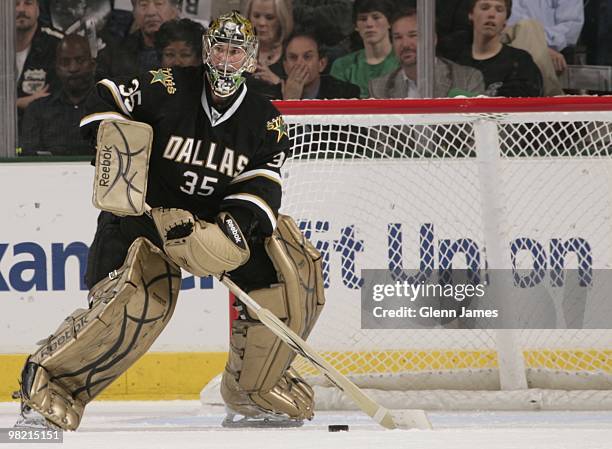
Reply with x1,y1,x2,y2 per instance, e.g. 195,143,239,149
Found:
204,97,612,411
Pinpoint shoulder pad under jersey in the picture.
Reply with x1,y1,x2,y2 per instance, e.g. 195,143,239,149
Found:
41,26,64,40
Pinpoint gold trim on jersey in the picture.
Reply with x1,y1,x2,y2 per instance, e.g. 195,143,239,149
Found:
80,111,129,127
99,79,132,117
230,169,282,186
223,193,277,230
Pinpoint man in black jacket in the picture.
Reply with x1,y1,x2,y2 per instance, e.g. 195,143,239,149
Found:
260,31,360,100
16,0,62,116
20,34,96,156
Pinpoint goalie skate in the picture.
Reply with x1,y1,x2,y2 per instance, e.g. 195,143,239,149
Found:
221,407,304,428
12,392,55,430
14,407,56,430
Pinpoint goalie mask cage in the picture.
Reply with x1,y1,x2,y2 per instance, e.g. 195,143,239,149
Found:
204,97,612,411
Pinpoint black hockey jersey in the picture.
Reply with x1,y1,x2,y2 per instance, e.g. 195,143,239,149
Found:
80,66,290,236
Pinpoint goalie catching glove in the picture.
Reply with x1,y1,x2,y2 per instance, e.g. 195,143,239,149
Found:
151,208,250,277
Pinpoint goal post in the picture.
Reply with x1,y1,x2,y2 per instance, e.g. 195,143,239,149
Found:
203,97,612,411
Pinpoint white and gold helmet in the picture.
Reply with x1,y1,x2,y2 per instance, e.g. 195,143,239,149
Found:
203,11,258,97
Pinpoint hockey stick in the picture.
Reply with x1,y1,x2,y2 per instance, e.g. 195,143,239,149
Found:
219,275,432,431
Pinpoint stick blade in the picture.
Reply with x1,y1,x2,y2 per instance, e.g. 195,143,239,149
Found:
389,409,432,430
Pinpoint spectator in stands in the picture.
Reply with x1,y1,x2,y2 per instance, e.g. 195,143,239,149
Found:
436,0,561,96
19,34,95,156
45,0,119,59
36,0,52,28
260,31,360,99
369,8,485,98
580,0,607,66
292,0,354,68
454,0,543,97
96,0,180,78
508,0,584,73
16,0,62,114
243,0,293,87
155,18,205,67
330,0,399,98
502,0,583,95
436,0,473,61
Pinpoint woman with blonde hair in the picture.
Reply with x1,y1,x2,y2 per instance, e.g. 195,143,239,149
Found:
242,0,293,86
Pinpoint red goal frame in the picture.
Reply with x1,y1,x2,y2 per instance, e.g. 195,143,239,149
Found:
272,96,612,115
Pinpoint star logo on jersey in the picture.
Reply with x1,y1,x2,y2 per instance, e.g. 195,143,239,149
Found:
149,68,176,94
266,116,288,143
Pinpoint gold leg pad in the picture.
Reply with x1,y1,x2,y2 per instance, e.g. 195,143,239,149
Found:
21,237,181,430
221,215,325,420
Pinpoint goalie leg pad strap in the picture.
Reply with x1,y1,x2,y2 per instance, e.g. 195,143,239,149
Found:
221,215,325,420
22,237,181,430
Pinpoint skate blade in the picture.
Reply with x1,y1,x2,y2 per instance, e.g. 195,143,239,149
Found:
14,404,59,430
222,415,304,428
14,415,52,430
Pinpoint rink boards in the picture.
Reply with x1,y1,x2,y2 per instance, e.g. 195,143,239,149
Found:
1,159,612,400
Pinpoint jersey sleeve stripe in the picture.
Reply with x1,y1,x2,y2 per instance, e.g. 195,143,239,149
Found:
98,79,132,117
223,193,277,230
79,112,130,127
230,169,282,185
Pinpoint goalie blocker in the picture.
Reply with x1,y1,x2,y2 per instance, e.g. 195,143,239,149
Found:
93,119,153,216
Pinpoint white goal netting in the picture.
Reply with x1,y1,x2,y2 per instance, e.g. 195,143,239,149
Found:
205,98,612,411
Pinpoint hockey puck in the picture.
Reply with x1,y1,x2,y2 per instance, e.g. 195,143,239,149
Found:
328,424,349,432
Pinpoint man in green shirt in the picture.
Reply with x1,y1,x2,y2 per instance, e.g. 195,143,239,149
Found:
330,0,399,98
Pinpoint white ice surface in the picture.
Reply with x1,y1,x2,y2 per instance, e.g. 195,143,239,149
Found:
2,401,612,449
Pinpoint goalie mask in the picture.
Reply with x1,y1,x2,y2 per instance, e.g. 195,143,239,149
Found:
203,11,258,97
